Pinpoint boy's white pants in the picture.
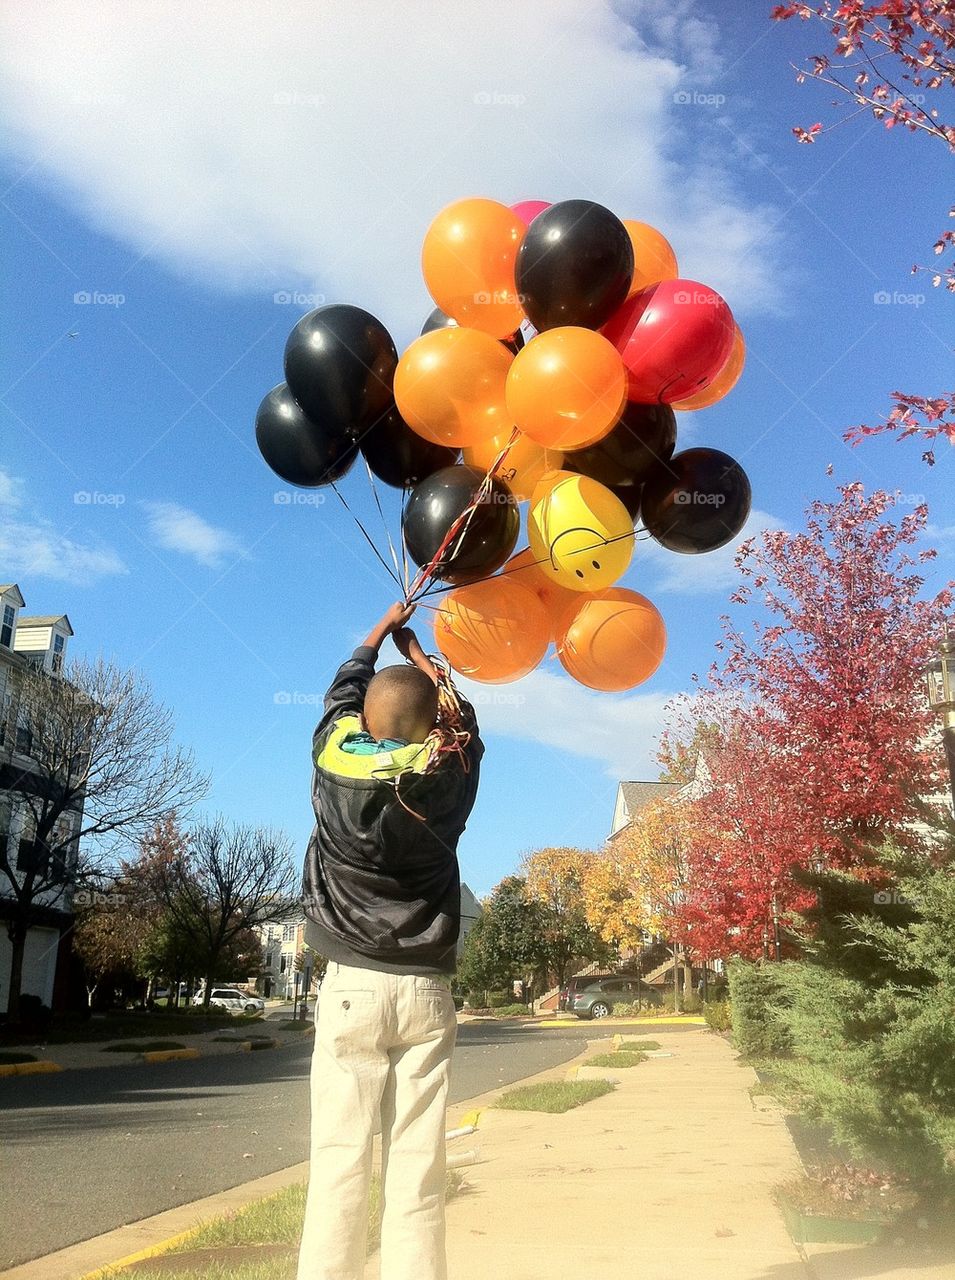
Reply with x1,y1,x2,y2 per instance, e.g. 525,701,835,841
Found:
296,959,458,1280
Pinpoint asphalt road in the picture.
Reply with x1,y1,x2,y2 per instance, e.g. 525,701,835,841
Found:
0,1019,667,1269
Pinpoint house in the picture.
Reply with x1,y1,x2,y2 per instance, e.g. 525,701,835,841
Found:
0,584,81,1015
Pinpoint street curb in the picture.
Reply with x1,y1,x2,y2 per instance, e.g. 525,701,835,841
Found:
140,1048,201,1063
0,1035,305,1076
536,1016,706,1028
0,1060,62,1077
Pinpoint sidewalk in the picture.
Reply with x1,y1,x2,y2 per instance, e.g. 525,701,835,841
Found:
8,1025,950,1280
425,1026,807,1280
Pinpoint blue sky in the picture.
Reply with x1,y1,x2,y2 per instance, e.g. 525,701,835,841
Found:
1,1,951,898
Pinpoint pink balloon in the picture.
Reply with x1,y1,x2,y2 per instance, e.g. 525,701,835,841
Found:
510,200,551,227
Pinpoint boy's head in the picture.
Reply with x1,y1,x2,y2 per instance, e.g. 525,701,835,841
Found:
362,664,438,744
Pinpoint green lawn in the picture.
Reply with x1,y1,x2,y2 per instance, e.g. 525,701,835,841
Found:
112,1170,464,1279
586,1050,647,1068
493,1079,616,1113
1,1010,232,1046
618,1039,661,1051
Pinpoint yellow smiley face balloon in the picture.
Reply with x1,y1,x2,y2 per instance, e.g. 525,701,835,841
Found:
528,472,634,593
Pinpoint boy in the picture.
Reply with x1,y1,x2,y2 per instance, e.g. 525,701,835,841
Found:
297,601,483,1280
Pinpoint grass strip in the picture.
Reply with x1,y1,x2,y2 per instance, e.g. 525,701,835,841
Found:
493,1079,616,1113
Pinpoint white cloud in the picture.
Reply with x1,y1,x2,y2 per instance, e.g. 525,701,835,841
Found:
458,664,673,779
0,1,785,343
141,501,246,569
0,468,24,509
0,467,127,584
637,506,787,594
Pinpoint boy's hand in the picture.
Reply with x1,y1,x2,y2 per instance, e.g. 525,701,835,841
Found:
393,626,440,685
383,601,416,634
363,602,416,654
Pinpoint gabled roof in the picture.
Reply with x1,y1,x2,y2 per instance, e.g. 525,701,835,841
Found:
16,614,74,635
620,780,680,813
0,585,26,607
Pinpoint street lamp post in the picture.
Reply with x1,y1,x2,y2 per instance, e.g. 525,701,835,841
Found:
925,624,955,811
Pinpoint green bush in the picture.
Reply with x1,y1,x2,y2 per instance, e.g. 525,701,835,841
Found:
488,991,517,1008
703,999,733,1033
727,959,793,1058
492,1003,531,1017
452,995,464,1010
611,1001,637,1016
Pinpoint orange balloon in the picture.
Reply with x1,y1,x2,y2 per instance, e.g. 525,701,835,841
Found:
623,220,679,296
503,547,581,637
434,576,550,683
671,324,746,410
505,328,627,451
394,327,513,448
463,431,563,501
421,198,526,339
556,587,666,692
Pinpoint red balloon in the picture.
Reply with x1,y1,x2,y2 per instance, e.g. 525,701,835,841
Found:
511,200,551,227
602,279,735,404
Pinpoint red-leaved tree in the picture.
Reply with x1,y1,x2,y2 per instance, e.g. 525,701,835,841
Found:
663,481,953,959
772,2,955,461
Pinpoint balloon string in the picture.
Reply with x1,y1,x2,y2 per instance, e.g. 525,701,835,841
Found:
405,428,521,604
362,456,404,588
399,487,411,595
330,481,403,589
413,523,646,603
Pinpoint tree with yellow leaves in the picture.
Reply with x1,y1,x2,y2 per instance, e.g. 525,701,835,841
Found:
585,798,696,1010
520,846,614,998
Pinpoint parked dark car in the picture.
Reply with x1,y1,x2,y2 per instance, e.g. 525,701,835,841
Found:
566,975,657,1019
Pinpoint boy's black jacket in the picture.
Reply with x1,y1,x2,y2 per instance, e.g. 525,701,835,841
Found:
301,646,483,976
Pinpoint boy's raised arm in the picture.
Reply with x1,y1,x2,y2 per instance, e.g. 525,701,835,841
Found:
320,602,416,726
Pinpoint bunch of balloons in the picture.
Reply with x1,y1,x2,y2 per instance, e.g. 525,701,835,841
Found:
254,196,753,694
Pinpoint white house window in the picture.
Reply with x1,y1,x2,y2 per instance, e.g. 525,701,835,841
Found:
52,633,65,673
0,604,14,648
282,923,295,942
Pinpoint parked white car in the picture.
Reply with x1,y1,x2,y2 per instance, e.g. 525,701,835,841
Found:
192,988,265,1016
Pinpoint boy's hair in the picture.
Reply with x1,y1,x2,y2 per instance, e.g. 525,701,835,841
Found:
364,664,439,744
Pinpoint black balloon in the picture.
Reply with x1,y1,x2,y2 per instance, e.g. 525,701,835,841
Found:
640,448,751,554
284,304,397,439
255,383,357,487
420,305,525,355
402,464,519,584
515,199,634,332
420,306,458,335
360,403,459,489
563,402,676,511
